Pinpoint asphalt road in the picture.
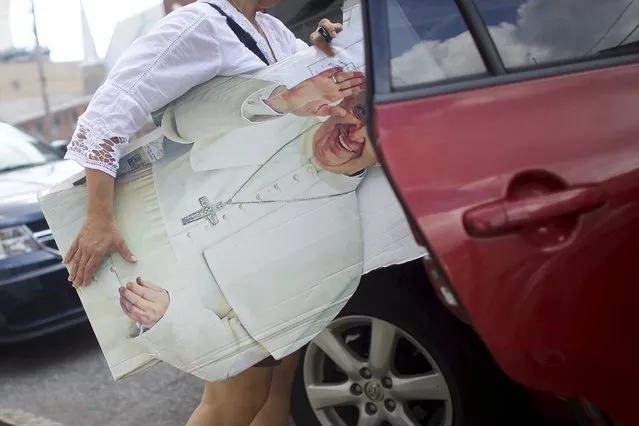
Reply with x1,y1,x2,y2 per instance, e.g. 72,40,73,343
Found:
0,323,202,426
0,323,575,426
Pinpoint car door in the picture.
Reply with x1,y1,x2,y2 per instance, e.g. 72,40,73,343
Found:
363,0,639,424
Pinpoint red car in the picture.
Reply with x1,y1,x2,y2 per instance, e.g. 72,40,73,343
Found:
290,1,638,425
368,0,637,424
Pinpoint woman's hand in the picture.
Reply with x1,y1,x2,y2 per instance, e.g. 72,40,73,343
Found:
119,277,170,327
266,67,365,117
64,215,136,288
311,18,343,56
64,168,136,287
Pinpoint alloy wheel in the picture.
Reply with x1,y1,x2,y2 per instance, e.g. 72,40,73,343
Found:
303,315,454,426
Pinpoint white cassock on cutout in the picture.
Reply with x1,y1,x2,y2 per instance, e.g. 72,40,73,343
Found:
38,26,426,381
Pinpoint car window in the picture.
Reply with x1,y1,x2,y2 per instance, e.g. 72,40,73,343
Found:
474,0,639,69
0,123,61,172
388,0,488,89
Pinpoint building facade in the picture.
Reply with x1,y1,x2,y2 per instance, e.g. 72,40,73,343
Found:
0,61,103,103
0,56,105,141
16,96,92,142
0,1,105,142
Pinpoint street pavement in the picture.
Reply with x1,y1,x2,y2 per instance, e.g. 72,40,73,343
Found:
0,323,202,426
0,322,572,426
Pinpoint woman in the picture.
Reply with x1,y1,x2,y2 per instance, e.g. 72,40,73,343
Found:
62,1,351,424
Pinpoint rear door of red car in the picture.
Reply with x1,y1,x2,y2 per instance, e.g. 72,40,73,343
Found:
362,0,639,423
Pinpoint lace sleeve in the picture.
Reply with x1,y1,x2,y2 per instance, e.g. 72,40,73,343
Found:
63,4,226,177
65,116,129,178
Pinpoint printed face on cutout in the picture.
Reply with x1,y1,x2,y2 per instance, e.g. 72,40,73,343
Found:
311,94,377,176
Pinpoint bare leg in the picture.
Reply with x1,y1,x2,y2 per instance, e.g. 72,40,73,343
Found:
187,366,274,426
250,351,301,426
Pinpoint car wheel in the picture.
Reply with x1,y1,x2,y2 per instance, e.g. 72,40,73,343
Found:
291,261,537,426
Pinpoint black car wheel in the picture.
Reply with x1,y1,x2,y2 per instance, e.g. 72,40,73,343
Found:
291,261,538,426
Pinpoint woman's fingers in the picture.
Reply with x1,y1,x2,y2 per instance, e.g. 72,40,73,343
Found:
330,23,344,37
81,253,102,286
115,235,137,264
66,219,135,288
319,18,343,38
73,243,106,287
72,242,132,287
66,240,82,282
312,19,344,56
63,238,79,265
72,250,89,288
67,255,78,283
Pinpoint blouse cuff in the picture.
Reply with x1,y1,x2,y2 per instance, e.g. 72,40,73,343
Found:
64,116,130,178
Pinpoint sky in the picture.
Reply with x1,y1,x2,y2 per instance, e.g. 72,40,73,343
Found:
9,0,163,62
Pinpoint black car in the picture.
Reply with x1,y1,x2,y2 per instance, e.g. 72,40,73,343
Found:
0,122,85,343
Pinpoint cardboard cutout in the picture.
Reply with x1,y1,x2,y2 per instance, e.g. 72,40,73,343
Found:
39,13,426,381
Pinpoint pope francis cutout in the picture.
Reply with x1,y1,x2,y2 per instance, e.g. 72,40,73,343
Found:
39,31,425,382
122,69,376,381
41,61,381,382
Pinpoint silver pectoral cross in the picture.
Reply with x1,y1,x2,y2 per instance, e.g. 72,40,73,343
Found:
181,197,226,227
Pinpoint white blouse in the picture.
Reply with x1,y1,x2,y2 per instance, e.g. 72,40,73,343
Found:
65,0,309,177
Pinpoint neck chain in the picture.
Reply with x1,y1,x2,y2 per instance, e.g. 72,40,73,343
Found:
179,131,359,229
225,129,357,206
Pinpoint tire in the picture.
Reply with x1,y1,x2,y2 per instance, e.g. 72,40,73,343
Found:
291,260,540,426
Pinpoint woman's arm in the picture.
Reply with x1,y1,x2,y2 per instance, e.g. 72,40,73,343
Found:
64,168,136,287
64,4,228,286
85,168,115,219
65,4,226,178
